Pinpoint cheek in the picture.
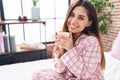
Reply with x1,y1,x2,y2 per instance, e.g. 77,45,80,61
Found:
67,18,71,26
78,27,85,32
78,21,89,28
77,23,87,31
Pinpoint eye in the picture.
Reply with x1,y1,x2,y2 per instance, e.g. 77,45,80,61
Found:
69,12,74,17
78,16,84,20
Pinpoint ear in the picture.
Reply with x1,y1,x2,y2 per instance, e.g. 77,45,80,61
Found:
86,21,92,27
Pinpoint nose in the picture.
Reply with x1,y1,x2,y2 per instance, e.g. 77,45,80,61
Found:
71,17,77,25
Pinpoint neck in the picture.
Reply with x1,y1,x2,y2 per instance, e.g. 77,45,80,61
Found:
73,32,81,41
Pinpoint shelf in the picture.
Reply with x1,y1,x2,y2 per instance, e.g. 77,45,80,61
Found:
0,19,46,52
0,20,47,65
0,49,47,65
0,20,46,25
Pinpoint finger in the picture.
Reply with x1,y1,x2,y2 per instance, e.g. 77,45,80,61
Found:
69,32,72,38
58,39,67,49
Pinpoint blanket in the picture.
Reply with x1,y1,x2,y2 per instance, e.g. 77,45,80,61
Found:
0,52,120,80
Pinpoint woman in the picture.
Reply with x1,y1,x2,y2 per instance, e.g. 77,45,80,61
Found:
33,0,105,79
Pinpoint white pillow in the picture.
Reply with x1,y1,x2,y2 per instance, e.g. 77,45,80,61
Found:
111,32,120,60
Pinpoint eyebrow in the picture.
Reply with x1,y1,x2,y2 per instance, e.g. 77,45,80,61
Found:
72,11,87,18
79,15,86,18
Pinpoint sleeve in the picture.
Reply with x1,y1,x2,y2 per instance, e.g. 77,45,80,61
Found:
60,36,101,79
54,57,67,73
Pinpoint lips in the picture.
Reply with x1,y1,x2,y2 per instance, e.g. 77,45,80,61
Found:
69,25,77,29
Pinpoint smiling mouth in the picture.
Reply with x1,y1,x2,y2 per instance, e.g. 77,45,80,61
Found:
69,25,77,29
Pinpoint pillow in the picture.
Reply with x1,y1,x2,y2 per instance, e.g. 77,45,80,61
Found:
111,32,120,60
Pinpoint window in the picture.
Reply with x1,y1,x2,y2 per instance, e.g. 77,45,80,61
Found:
2,0,69,44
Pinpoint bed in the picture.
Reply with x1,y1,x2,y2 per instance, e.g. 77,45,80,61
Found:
0,52,120,80
104,52,120,80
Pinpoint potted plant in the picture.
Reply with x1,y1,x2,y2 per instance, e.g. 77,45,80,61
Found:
32,0,39,7
89,0,114,34
31,0,40,20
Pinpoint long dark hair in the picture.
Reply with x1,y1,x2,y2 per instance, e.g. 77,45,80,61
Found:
54,0,105,70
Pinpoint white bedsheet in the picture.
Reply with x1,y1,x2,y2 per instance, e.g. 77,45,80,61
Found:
0,59,55,80
0,52,120,80
104,52,120,80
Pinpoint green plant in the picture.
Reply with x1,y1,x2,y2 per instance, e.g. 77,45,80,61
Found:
32,0,39,7
89,0,114,34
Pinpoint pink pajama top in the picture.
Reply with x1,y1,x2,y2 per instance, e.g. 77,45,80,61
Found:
54,34,104,80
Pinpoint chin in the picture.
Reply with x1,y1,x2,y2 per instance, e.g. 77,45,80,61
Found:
69,29,72,32
68,29,74,33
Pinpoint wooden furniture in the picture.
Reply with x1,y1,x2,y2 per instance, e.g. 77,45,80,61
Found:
0,20,46,52
0,49,47,65
0,20,47,65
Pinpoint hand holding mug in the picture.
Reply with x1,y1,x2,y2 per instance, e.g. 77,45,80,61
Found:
55,32,73,51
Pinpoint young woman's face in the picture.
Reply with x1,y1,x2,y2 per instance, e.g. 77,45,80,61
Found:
67,6,92,34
